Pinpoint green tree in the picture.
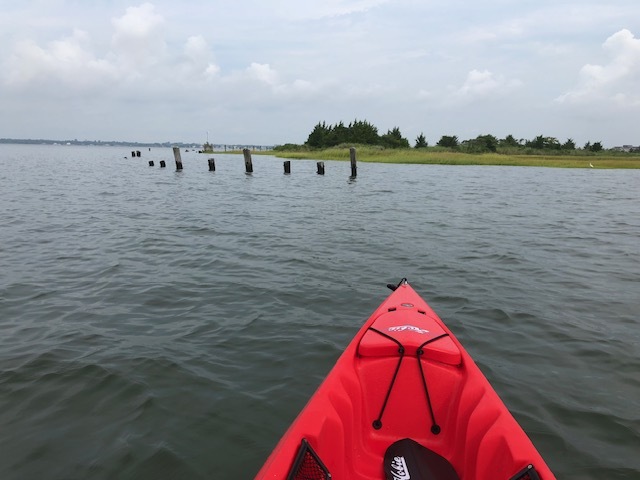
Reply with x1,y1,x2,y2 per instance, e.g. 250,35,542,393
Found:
526,135,545,150
273,143,306,151
477,134,498,152
381,127,410,149
499,134,521,148
562,138,576,150
306,121,331,148
526,135,561,150
328,121,348,146
415,133,428,148
437,135,459,148
349,119,380,145
545,137,562,150
461,135,497,153
590,141,603,152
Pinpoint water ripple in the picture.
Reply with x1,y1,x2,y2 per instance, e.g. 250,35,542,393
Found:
0,146,639,479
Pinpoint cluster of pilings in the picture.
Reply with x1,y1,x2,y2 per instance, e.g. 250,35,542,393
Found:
147,147,359,177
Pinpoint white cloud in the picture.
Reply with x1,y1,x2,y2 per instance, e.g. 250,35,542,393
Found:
111,3,165,40
276,79,321,97
217,62,328,104
417,89,433,100
184,35,209,64
557,29,640,106
183,35,220,79
204,64,221,78
247,62,279,86
461,21,524,44
2,4,223,98
111,3,166,67
452,69,522,100
458,3,633,46
275,0,388,20
5,29,118,92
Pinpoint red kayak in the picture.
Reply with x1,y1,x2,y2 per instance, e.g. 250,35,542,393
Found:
256,280,555,480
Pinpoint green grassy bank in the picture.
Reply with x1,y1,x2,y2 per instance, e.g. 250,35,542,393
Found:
268,146,640,169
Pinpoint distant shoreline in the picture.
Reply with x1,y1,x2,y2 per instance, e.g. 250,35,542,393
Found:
0,138,196,148
0,139,274,150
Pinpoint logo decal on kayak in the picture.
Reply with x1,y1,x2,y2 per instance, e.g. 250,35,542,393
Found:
388,325,429,334
390,456,411,479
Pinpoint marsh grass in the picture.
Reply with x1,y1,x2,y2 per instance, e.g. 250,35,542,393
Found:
268,146,640,169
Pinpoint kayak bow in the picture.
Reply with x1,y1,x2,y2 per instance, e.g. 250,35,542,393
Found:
256,280,555,480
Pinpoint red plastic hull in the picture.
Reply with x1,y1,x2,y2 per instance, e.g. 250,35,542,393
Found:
256,282,556,479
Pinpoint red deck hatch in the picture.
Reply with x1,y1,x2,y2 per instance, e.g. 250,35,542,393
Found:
358,308,461,365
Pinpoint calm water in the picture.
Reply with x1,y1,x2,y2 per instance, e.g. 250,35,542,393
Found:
0,144,638,479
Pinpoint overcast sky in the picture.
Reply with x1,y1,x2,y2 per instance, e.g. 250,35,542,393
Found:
2,1,639,147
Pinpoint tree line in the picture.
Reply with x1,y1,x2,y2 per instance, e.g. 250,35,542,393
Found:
305,120,410,149
438,134,604,153
278,120,611,153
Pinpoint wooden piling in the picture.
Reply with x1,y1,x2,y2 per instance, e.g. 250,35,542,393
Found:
208,158,216,171
243,148,253,173
160,160,166,168
136,150,141,157
350,147,357,177
148,160,154,166
317,161,325,175
173,147,183,170
131,151,136,157
283,160,291,174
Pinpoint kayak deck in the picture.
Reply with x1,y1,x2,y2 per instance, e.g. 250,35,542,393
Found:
256,281,555,479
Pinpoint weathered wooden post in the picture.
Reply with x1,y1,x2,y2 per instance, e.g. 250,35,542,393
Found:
131,151,136,157
148,160,154,166
283,160,291,174
317,161,325,175
136,150,141,157
173,147,183,170
350,147,357,177
208,158,216,171
160,160,166,168
243,148,253,173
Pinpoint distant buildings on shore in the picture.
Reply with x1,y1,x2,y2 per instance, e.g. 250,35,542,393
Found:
198,143,273,153
612,145,640,152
